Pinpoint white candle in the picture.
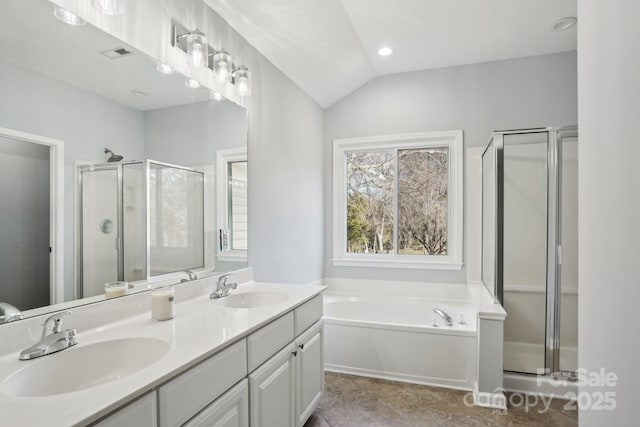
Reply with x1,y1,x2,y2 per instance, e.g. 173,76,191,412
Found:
105,286,126,299
104,281,127,299
151,288,174,321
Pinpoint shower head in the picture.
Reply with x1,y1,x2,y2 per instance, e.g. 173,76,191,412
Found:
104,148,123,163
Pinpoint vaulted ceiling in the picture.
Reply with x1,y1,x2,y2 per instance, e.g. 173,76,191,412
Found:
205,0,577,108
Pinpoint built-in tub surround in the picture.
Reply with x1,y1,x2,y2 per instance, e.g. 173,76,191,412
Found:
323,278,506,408
0,268,325,426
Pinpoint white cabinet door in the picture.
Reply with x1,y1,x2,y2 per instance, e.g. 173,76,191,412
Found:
249,342,296,427
184,379,249,427
295,321,323,427
94,391,157,427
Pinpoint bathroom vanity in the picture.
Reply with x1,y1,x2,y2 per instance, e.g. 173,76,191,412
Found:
0,273,325,427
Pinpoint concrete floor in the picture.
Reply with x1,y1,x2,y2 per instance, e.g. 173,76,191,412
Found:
304,372,578,427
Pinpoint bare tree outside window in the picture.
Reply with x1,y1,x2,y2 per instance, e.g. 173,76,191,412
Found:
345,147,449,256
346,151,394,253
398,148,448,255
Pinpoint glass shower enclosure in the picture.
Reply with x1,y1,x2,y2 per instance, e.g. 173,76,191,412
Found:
78,160,204,298
482,126,578,377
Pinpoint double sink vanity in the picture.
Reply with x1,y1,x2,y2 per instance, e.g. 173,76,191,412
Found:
0,270,325,427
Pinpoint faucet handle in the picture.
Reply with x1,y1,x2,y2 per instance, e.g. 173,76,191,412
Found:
42,311,72,338
217,272,232,281
183,269,198,281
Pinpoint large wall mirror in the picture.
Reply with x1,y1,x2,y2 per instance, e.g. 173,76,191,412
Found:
0,0,248,324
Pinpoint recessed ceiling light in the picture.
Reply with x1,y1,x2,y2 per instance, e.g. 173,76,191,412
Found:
53,5,86,26
131,90,148,97
552,17,577,32
184,78,201,89
378,46,393,57
210,91,224,101
156,63,177,75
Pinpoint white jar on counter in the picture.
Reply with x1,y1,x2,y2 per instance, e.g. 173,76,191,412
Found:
151,287,174,321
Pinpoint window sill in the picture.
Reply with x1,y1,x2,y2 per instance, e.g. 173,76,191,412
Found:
332,257,464,271
216,254,248,263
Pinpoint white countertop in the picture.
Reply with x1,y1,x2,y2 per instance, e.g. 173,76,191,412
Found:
0,280,325,426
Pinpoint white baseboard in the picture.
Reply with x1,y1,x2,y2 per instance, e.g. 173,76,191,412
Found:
324,364,473,392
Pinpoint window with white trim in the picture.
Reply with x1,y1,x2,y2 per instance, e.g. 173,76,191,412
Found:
216,148,248,261
332,131,463,270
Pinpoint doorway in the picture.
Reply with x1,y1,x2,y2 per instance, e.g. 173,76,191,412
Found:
0,127,64,310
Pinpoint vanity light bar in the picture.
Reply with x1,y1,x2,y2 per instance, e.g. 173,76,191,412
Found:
170,19,251,97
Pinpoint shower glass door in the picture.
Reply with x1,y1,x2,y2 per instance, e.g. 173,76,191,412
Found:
482,127,579,377
502,132,549,374
147,161,204,276
559,135,579,373
81,167,120,297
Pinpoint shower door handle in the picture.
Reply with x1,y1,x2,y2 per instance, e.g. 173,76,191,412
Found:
557,245,562,265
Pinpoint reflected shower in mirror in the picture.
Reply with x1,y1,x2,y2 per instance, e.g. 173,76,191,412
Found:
0,0,248,322
78,161,206,298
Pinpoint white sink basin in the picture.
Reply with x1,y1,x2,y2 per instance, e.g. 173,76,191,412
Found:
221,291,288,308
0,337,170,397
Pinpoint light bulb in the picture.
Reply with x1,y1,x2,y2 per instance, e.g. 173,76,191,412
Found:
53,6,86,26
92,0,123,16
213,50,232,84
186,30,208,69
233,66,251,97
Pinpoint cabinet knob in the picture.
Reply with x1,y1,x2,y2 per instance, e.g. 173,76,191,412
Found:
292,350,298,357
298,344,304,350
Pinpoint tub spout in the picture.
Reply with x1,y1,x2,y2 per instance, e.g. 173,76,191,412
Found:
433,308,453,326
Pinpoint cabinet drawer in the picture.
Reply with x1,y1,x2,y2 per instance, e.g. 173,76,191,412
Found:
247,312,294,372
158,340,247,427
184,379,248,427
294,295,323,336
94,391,157,427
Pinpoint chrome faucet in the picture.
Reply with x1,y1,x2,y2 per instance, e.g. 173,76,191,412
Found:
19,311,78,361
180,269,198,283
433,308,453,326
210,273,238,299
0,302,23,324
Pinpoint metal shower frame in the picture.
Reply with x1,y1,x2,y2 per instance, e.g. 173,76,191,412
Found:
76,159,205,298
481,125,578,376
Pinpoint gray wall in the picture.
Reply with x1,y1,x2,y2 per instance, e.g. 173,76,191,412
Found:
324,51,577,283
578,0,640,424
246,55,325,284
143,99,248,166
0,137,50,310
0,58,146,300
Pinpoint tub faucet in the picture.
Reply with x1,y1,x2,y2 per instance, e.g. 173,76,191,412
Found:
210,273,238,299
20,311,77,360
433,308,453,326
0,302,23,324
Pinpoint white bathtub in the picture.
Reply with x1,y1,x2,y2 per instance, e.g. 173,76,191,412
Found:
323,293,478,391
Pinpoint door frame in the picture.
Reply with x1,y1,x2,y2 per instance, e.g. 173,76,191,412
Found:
0,126,65,305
